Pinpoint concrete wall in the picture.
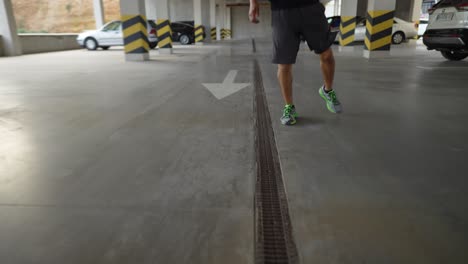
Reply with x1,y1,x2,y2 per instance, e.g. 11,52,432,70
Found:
170,0,194,22
231,6,272,40
19,34,81,55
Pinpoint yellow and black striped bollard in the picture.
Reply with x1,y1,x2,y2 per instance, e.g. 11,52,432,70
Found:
211,27,217,40
156,19,172,49
365,10,395,51
221,29,226,40
122,15,149,55
224,29,231,39
413,20,420,39
195,25,205,43
339,16,356,46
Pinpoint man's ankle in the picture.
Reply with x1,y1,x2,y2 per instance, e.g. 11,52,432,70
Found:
323,85,333,93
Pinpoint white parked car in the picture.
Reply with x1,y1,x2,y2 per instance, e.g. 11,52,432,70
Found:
423,0,468,61
336,17,418,44
77,20,159,51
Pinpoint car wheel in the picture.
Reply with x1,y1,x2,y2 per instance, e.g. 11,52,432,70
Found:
149,42,158,49
85,38,98,51
101,46,110,50
392,32,405,45
440,50,468,61
179,34,190,45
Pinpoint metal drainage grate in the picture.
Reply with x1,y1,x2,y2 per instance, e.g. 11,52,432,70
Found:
253,59,298,264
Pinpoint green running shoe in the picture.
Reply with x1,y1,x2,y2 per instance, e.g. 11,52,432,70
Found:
281,104,297,126
319,86,342,113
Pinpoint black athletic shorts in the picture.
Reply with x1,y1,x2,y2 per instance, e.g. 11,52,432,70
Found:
272,3,334,64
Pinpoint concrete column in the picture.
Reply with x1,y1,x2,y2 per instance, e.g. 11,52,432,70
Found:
357,0,368,17
411,0,423,22
339,0,358,48
145,0,157,20
93,0,105,29
156,0,172,54
224,6,231,40
156,0,170,19
202,0,211,42
0,0,22,56
363,0,396,59
210,0,217,40
216,0,225,40
194,0,210,44
194,0,203,44
334,0,341,16
120,0,149,61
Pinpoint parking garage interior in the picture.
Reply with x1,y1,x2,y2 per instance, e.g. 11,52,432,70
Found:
1,0,468,263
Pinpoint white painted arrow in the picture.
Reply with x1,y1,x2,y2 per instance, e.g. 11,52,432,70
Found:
203,70,251,100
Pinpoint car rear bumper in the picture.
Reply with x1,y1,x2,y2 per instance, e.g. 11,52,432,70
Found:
423,29,468,51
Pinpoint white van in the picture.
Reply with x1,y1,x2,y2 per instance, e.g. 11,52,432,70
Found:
423,0,468,60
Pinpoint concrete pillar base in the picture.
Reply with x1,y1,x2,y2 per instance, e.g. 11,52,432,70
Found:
125,53,150,61
363,50,390,59
159,48,173,54
338,46,356,52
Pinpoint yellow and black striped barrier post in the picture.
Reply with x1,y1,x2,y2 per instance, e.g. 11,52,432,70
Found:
211,27,217,40
156,19,172,53
122,14,149,61
195,25,205,44
221,29,226,40
414,20,420,39
224,29,231,39
339,16,356,46
364,10,395,52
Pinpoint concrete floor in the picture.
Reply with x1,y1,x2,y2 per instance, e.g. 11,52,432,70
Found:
1,40,467,264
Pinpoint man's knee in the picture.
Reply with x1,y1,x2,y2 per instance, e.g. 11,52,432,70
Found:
278,64,293,74
320,49,334,63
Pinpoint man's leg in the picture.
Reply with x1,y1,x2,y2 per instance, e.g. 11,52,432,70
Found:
318,48,342,113
277,64,298,125
277,64,294,105
270,7,300,125
320,48,335,91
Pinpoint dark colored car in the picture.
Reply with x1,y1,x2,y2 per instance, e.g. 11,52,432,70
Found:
171,22,206,45
175,21,195,26
327,16,342,32
171,22,196,45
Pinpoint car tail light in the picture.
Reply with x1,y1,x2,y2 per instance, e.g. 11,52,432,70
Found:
456,3,468,11
150,28,157,36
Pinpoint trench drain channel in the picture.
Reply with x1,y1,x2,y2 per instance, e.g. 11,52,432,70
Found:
253,58,299,264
